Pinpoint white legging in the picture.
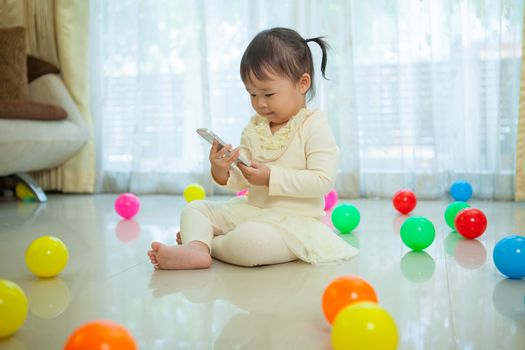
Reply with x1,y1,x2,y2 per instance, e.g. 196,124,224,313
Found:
180,200,297,267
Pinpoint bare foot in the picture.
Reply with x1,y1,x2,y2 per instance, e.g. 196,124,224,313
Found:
147,241,211,270
176,232,182,245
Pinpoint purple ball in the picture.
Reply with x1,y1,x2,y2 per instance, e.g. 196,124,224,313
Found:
114,193,140,219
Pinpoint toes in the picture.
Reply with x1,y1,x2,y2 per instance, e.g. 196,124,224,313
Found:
147,250,158,264
151,241,162,251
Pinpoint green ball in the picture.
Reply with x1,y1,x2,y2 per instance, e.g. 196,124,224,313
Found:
400,216,435,251
444,201,470,229
331,204,360,233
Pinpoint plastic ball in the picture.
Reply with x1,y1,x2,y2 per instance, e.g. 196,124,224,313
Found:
392,189,417,214
0,279,28,338
454,208,487,239
400,216,435,251
236,188,249,197
15,183,35,201
322,275,378,324
64,320,138,350
493,235,525,279
183,183,206,203
331,302,398,350
444,201,470,229
450,180,473,201
25,236,69,278
324,189,338,211
114,193,140,219
331,204,360,233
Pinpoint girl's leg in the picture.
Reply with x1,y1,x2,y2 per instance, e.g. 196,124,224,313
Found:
148,200,230,270
211,221,297,267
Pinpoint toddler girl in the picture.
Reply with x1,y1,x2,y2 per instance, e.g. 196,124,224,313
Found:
148,27,358,269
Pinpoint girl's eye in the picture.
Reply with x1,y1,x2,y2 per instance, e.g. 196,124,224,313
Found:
265,93,275,97
250,94,256,97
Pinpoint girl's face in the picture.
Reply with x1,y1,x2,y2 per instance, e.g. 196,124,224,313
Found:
244,70,311,126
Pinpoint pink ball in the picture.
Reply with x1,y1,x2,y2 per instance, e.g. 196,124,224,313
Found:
324,189,338,211
236,188,249,197
114,193,140,219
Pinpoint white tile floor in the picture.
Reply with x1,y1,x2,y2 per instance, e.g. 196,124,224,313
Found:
0,194,524,349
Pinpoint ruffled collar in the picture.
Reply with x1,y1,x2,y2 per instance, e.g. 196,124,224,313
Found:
244,108,316,162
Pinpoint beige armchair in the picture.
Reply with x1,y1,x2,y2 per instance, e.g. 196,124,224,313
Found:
0,74,89,201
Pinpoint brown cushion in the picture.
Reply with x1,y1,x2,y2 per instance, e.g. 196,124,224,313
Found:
0,27,28,100
0,100,67,120
27,55,60,83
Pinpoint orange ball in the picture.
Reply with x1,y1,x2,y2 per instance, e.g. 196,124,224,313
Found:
322,275,378,324
64,320,138,350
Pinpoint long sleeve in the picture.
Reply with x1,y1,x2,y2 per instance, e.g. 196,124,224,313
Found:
268,115,338,198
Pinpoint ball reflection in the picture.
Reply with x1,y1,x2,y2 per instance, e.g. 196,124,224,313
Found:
25,278,70,319
454,239,486,269
392,214,410,234
115,220,141,242
400,251,435,283
444,231,462,257
338,232,360,249
492,279,525,323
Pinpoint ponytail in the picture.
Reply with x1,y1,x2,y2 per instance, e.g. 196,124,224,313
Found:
304,37,329,79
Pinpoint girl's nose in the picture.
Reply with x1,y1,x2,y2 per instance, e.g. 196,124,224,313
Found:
256,97,267,108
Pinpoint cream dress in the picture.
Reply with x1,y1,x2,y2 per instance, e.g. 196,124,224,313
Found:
212,108,359,264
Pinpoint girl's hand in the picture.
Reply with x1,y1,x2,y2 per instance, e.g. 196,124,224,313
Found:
210,140,239,184
238,160,270,186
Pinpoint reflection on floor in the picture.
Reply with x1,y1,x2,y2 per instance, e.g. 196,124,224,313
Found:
0,195,524,349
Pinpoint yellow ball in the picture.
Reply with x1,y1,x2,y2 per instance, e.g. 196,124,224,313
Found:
0,279,28,338
183,183,206,203
331,302,398,350
15,183,35,201
25,236,69,278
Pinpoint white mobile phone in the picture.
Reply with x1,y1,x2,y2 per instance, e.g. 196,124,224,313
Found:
196,128,252,167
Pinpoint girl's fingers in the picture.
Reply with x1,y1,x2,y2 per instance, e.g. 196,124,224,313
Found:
225,148,240,163
210,140,219,157
217,144,233,158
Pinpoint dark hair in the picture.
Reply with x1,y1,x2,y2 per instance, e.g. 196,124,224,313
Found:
240,27,329,100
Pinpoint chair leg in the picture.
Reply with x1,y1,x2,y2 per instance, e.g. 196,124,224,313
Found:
13,172,48,203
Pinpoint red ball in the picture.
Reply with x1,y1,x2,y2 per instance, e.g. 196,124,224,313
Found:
454,208,487,239
392,190,417,214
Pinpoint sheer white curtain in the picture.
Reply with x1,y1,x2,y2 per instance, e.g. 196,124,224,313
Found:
89,0,524,199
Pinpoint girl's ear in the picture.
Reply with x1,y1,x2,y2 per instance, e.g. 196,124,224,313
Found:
298,73,311,94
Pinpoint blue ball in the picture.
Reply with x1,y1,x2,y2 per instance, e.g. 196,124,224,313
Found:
493,235,525,279
450,180,473,201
